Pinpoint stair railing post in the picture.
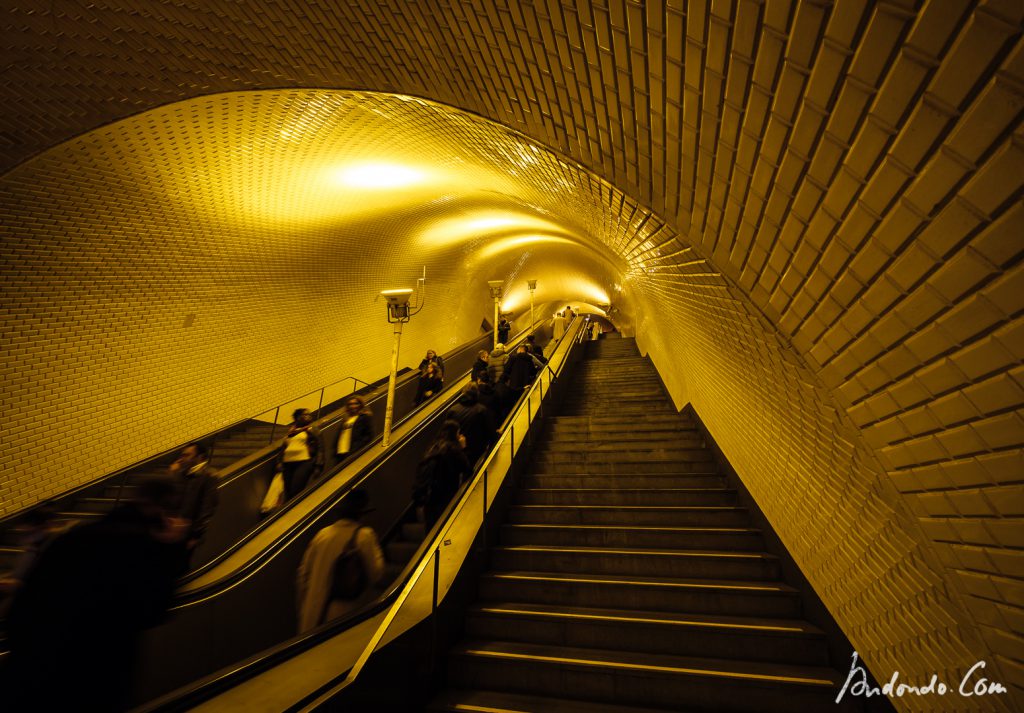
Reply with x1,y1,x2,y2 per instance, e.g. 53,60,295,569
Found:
269,406,280,444
430,546,441,677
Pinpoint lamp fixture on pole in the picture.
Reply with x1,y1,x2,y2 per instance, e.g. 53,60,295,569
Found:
379,269,426,447
527,279,537,330
488,280,504,350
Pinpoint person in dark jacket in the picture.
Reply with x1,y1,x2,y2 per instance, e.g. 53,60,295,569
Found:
445,384,495,467
525,334,546,362
168,442,219,554
475,374,504,427
6,477,189,712
414,362,444,405
336,396,374,463
277,408,324,500
503,344,539,408
416,349,445,377
497,317,511,344
413,420,472,530
471,350,490,382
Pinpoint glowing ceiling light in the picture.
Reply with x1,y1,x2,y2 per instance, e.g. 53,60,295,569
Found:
335,163,425,189
476,234,576,260
416,211,569,249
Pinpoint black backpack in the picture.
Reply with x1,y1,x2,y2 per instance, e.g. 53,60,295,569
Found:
331,527,368,600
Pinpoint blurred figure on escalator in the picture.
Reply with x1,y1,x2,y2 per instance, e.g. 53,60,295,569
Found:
486,342,507,385
277,408,324,500
335,396,374,463
416,349,446,378
502,344,541,411
413,362,444,406
296,488,384,634
497,316,511,345
6,477,188,712
413,420,472,531
445,384,496,469
168,442,219,559
471,350,490,382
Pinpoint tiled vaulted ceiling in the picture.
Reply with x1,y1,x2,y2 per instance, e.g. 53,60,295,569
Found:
2,2,1022,710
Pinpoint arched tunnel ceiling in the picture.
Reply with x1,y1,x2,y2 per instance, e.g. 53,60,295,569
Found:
2,2,1023,708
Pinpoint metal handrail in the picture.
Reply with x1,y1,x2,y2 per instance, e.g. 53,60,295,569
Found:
300,316,585,709
136,319,582,712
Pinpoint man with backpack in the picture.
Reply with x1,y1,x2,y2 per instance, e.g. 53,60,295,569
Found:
296,488,384,633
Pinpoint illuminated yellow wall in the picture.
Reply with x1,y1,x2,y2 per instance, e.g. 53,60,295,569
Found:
1,1,1022,710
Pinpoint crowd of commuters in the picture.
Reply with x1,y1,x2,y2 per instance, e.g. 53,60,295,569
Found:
1,327,565,709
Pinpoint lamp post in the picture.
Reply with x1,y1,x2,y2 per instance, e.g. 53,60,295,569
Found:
527,279,537,330
488,280,504,349
380,288,414,448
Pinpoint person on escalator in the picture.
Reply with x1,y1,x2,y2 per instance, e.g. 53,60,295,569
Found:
474,373,504,433
413,420,472,530
486,342,507,384
502,344,541,411
445,384,495,469
497,316,511,344
5,477,188,712
335,396,374,464
168,442,219,558
471,349,490,382
413,361,443,406
416,349,445,378
296,488,384,634
277,408,324,500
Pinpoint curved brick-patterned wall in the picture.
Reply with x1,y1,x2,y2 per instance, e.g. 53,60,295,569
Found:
2,1,1022,709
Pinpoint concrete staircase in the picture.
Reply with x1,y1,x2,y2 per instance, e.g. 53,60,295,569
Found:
429,337,857,712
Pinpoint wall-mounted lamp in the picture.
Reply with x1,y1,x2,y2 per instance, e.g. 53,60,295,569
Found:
379,271,426,447
527,279,538,330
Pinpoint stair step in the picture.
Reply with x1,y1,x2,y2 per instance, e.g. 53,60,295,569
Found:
385,540,420,564
490,545,780,580
516,488,736,507
500,524,764,550
508,505,748,527
536,450,714,462
429,688,687,713
478,571,802,618
533,461,716,474
466,603,829,666
540,436,705,451
447,640,843,712
520,474,726,489
549,415,690,426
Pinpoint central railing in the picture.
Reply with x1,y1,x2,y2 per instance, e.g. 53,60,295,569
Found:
299,315,590,709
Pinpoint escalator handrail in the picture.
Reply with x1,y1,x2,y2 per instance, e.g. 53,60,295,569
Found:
136,319,576,711
169,326,537,601
298,316,585,708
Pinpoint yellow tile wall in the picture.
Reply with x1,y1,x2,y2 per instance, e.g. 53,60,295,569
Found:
1,0,1021,709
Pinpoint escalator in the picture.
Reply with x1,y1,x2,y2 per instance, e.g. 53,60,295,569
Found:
0,328,542,701
127,317,588,712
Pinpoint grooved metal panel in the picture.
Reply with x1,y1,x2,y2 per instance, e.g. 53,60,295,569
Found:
2,1,1022,708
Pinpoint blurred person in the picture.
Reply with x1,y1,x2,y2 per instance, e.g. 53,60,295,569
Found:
277,408,324,500
552,309,567,340
413,420,472,530
6,477,188,712
336,396,374,462
474,373,504,427
414,362,444,405
503,343,540,408
296,488,384,634
417,349,446,378
497,316,511,344
168,442,219,556
471,349,490,382
445,384,495,468
0,502,63,606
487,342,508,385
526,334,545,362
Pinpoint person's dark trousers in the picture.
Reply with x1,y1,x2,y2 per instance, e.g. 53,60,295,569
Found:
282,460,315,500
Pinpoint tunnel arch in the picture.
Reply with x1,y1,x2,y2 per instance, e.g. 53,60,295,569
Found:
2,2,1022,707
